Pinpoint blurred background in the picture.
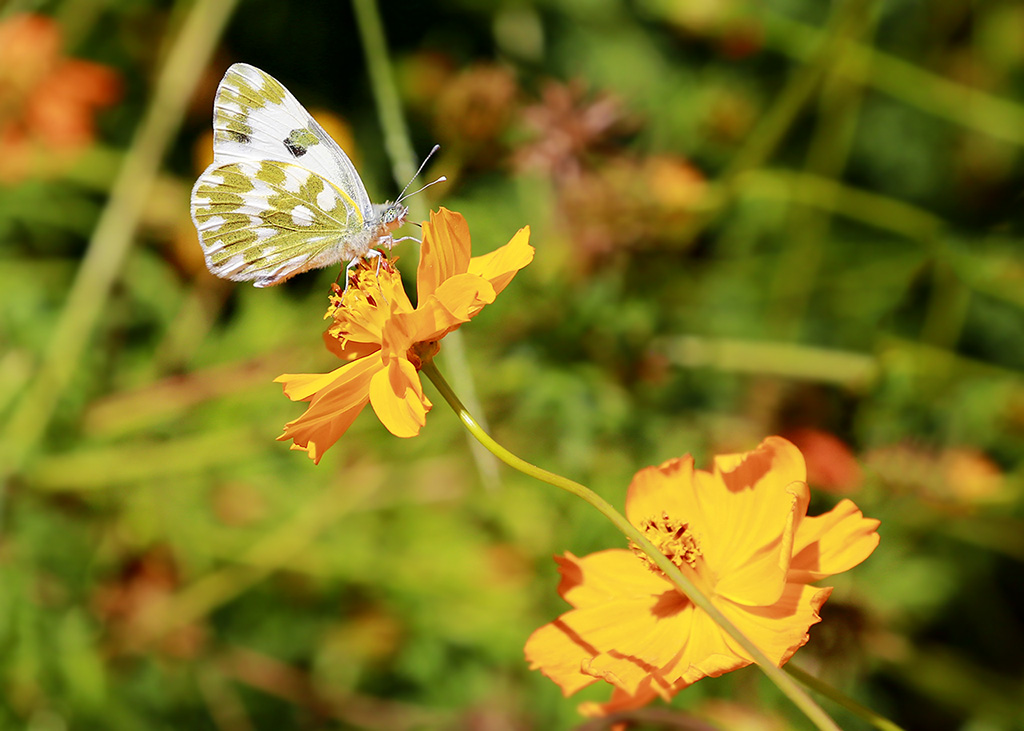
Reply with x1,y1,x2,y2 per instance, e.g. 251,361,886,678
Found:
2,0,1024,729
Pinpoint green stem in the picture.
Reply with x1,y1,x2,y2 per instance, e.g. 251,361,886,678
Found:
682,0,874,252
351,0,419,197
734,169,943,242
762,10,1024,147
787,665,907,731
768,2,879,338
351,0,501,490
421,360,841,731
0,0,239,504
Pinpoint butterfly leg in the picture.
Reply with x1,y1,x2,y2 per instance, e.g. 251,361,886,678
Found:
342,256,363,292
341,250,387,300
364,249,391,303
363,248,384,277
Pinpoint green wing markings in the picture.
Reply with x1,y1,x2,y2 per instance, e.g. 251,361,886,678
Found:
192,161,365,280
214,66,288,145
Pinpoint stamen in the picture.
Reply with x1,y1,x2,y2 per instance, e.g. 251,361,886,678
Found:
630,512,701,574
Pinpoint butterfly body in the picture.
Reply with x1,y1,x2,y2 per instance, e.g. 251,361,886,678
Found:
191,63,407,287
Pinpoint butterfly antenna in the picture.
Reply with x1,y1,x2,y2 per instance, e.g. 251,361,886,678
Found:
396,144,442,202
397,176,448,202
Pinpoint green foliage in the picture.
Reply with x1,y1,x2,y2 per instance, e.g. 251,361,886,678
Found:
2,0,1024,729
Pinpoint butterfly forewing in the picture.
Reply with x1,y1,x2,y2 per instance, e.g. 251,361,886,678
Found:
192,159,365,287
190,63,413,287
208,63,373,216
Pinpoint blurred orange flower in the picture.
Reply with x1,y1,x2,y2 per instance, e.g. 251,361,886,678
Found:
525,436,879,717
276,208,533,463
91,546,205,658
865,442,1006,505
0,13,120,182
515,79,634,183
784,427,863,494
434,63,518,161
557,154,706,269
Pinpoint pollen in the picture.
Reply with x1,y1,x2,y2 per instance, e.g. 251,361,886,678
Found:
630,512,701,574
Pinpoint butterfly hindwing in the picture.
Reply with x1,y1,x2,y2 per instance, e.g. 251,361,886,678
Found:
191,159,366,287
208,63,373,217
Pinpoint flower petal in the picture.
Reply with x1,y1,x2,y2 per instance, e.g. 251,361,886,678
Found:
531,596,689,697
466,225,534,297
398,274,497,346
625,456,708,537
276,366,355,402
417,207,471,300
657,583,831,689
554,550,676,609
663,604,751,688
368,357,432,438
524,618,601,697
714,583,833,667
323,329,379,362
275,357,379,463
434,273,497,322
568,599,690,693
696,437,810,606
789,499,881,583
326,265,415,360
577,680,666,719
530,555,691,697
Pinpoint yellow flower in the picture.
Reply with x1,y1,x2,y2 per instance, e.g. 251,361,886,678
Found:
525,436,880,717
276,208,533,463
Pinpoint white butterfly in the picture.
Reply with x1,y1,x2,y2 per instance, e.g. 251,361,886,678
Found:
191,63,437,288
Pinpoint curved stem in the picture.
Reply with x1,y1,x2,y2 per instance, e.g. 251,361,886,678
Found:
350,0,418,201
787,665,907,731
0,0,239,503
351,0,501,491
680,0,875,251
762,10,1024,148
421,360,841,731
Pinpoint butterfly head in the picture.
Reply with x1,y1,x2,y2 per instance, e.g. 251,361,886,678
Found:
373,201,408,234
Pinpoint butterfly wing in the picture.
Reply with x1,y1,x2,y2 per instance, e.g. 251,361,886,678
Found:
207,63,373,216
191,159,369,287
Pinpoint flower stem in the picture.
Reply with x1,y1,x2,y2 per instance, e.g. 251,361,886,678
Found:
350,0,418,198
421,360,842,731
351,0,501,491
787,665,907,731
0,0,239,510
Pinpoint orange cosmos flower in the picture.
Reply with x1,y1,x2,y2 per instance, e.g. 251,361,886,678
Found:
276,208,533,463
525,436,879,717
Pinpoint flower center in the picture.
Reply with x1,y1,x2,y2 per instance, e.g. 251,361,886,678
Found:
630,512,701,574
322,257,402,354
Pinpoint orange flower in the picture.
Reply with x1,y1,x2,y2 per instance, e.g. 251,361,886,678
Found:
525,436,879,717
0,13,120,182
865,442,1006,505
783,427,863,494
276,208,533,463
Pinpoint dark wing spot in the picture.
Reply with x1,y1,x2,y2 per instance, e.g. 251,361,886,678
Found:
284,138,306,158
229,130,252,144
284,127,319,158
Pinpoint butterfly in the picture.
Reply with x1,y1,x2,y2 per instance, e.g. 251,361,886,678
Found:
191,63,439,288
